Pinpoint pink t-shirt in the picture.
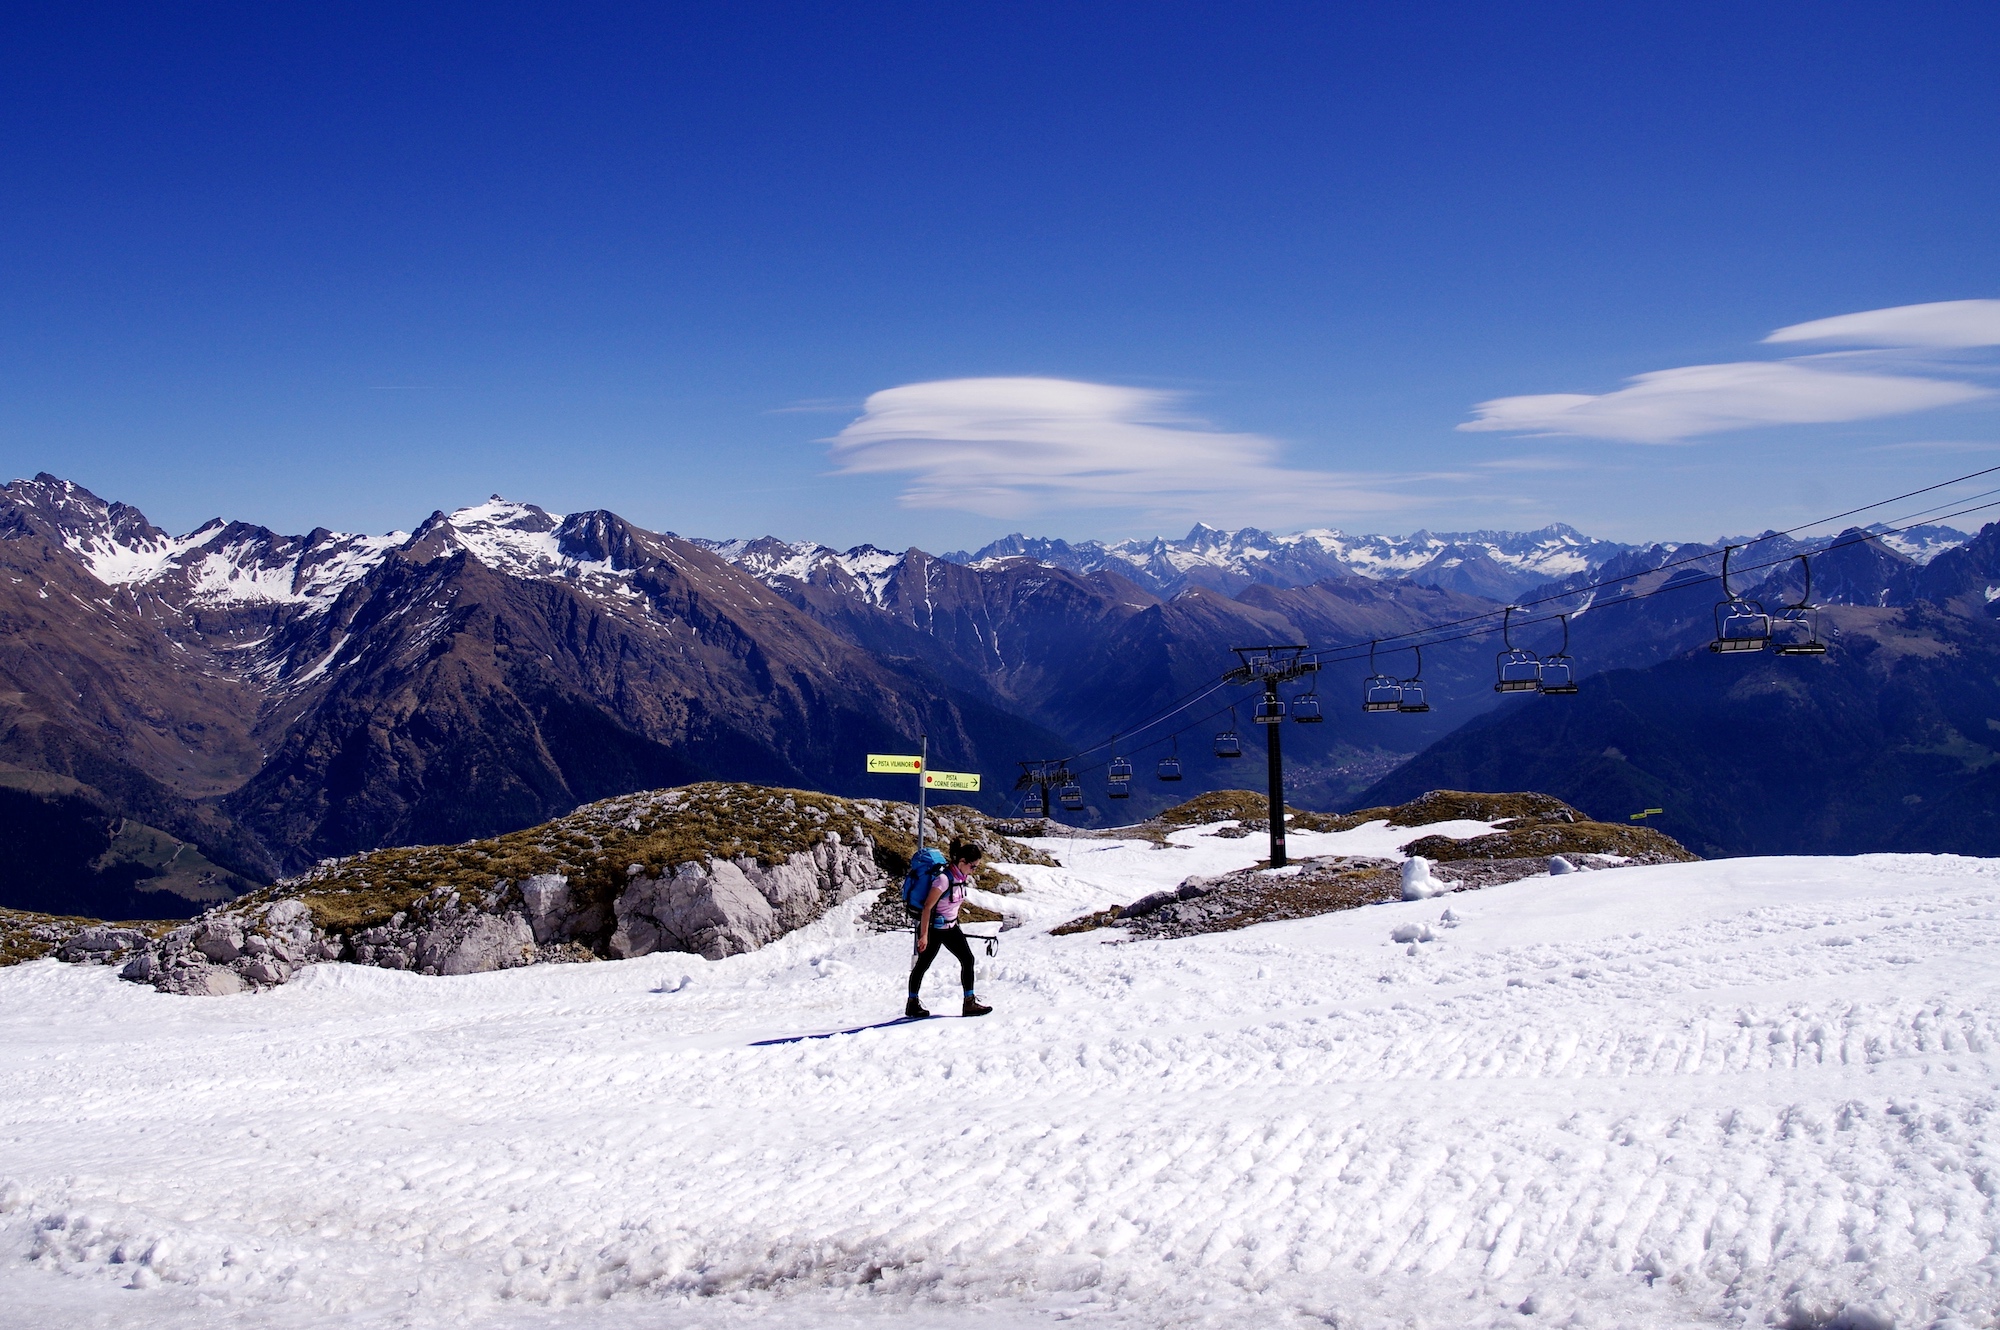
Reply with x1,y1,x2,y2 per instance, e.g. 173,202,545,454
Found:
930,866,969,927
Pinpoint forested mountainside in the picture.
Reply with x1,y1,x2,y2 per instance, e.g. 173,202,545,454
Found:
1360,522,2000,857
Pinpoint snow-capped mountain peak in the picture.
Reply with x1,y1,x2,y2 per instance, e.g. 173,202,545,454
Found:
2,471,185,583
937,520,1634,600
1869,522,1970,565
1,473,406,610
691,536,908,605
415,498,565,576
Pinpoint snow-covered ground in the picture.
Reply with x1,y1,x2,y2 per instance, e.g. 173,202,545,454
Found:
4,822,1998,1330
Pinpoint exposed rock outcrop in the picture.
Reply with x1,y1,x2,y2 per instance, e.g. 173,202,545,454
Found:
124,897,342,994
608,833,883,960
104,782,1045,993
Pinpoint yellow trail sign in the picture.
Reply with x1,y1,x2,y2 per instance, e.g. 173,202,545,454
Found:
922,770,980,792
867,754,923,773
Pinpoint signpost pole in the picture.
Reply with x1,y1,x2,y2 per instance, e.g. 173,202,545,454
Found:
916,733,929,851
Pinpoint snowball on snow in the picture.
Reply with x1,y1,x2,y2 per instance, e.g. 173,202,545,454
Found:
1401,855,1444,899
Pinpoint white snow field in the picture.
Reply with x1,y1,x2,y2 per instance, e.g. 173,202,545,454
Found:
4,822,2000,1330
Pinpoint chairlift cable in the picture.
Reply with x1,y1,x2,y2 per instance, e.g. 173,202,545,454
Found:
1028,475,2000,773
1297,491,2000,664
1286,462,2000,659
1771,463,2000,538
1050,494,2000,772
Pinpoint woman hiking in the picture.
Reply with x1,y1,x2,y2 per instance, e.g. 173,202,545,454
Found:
908,840,992,1018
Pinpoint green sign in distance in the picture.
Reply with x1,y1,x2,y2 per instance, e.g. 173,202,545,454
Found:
922,770,980,792
867,754,923,773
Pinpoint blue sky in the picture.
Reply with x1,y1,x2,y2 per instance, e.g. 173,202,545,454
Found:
4,3,1998,550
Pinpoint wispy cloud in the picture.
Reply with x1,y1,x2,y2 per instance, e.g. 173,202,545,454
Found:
825,377,1408,523
1765,299,2000,348
1459,300,1999,443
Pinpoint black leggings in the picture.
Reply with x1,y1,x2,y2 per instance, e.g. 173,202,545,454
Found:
910,925,976,993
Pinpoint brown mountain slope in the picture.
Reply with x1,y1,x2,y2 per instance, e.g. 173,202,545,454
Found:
225,518,1068,872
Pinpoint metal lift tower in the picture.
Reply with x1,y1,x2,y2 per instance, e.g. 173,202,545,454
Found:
1225,645,1317,868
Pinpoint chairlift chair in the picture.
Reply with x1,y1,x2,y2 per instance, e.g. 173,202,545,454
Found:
1106,748,1133,799
1494,607,1543,693
1253,696,1287,724
1362,640,1404,712
1157,736,1185,781
1539,614,1579,695
1772,555,1829,657
1291,691,1323,723
1214,708,1243,758
1708,546,1771,654
1397,644,1432,713
1058,782,1085,811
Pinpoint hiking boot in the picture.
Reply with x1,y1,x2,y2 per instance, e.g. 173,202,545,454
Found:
905,996,930,1019
962,996,992,1017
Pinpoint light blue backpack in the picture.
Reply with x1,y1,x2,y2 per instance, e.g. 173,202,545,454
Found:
900,847,949,916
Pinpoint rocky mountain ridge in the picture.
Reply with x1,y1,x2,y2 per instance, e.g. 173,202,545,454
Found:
2,469,1988,918
10,783,1699,996
62,783,1049,994
692,521,1658,604
0,475,1072,910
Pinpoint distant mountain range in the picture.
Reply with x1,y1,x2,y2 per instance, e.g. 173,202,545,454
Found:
705,522,1640,603
702,519,1969,605
0,470,1987,918
1359,522,2000,857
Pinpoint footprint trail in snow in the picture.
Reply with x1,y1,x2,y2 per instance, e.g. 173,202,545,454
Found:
2,824,1997,1330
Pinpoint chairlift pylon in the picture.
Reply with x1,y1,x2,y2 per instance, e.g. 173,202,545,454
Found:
1709,546,1771,654
1363,640,1404,712
1214,708,1243,759
1539,614,1579,695
1397,644,1431,713
1157,735,1184,782
1772,554,1828,657
1494,607,1543,693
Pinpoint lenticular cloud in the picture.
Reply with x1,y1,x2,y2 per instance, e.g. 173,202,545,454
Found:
1764,298,2000,348
1459,299,1998,443
826,376,1400,522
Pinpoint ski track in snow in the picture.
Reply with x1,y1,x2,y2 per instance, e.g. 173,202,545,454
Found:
3,833,1999,1330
